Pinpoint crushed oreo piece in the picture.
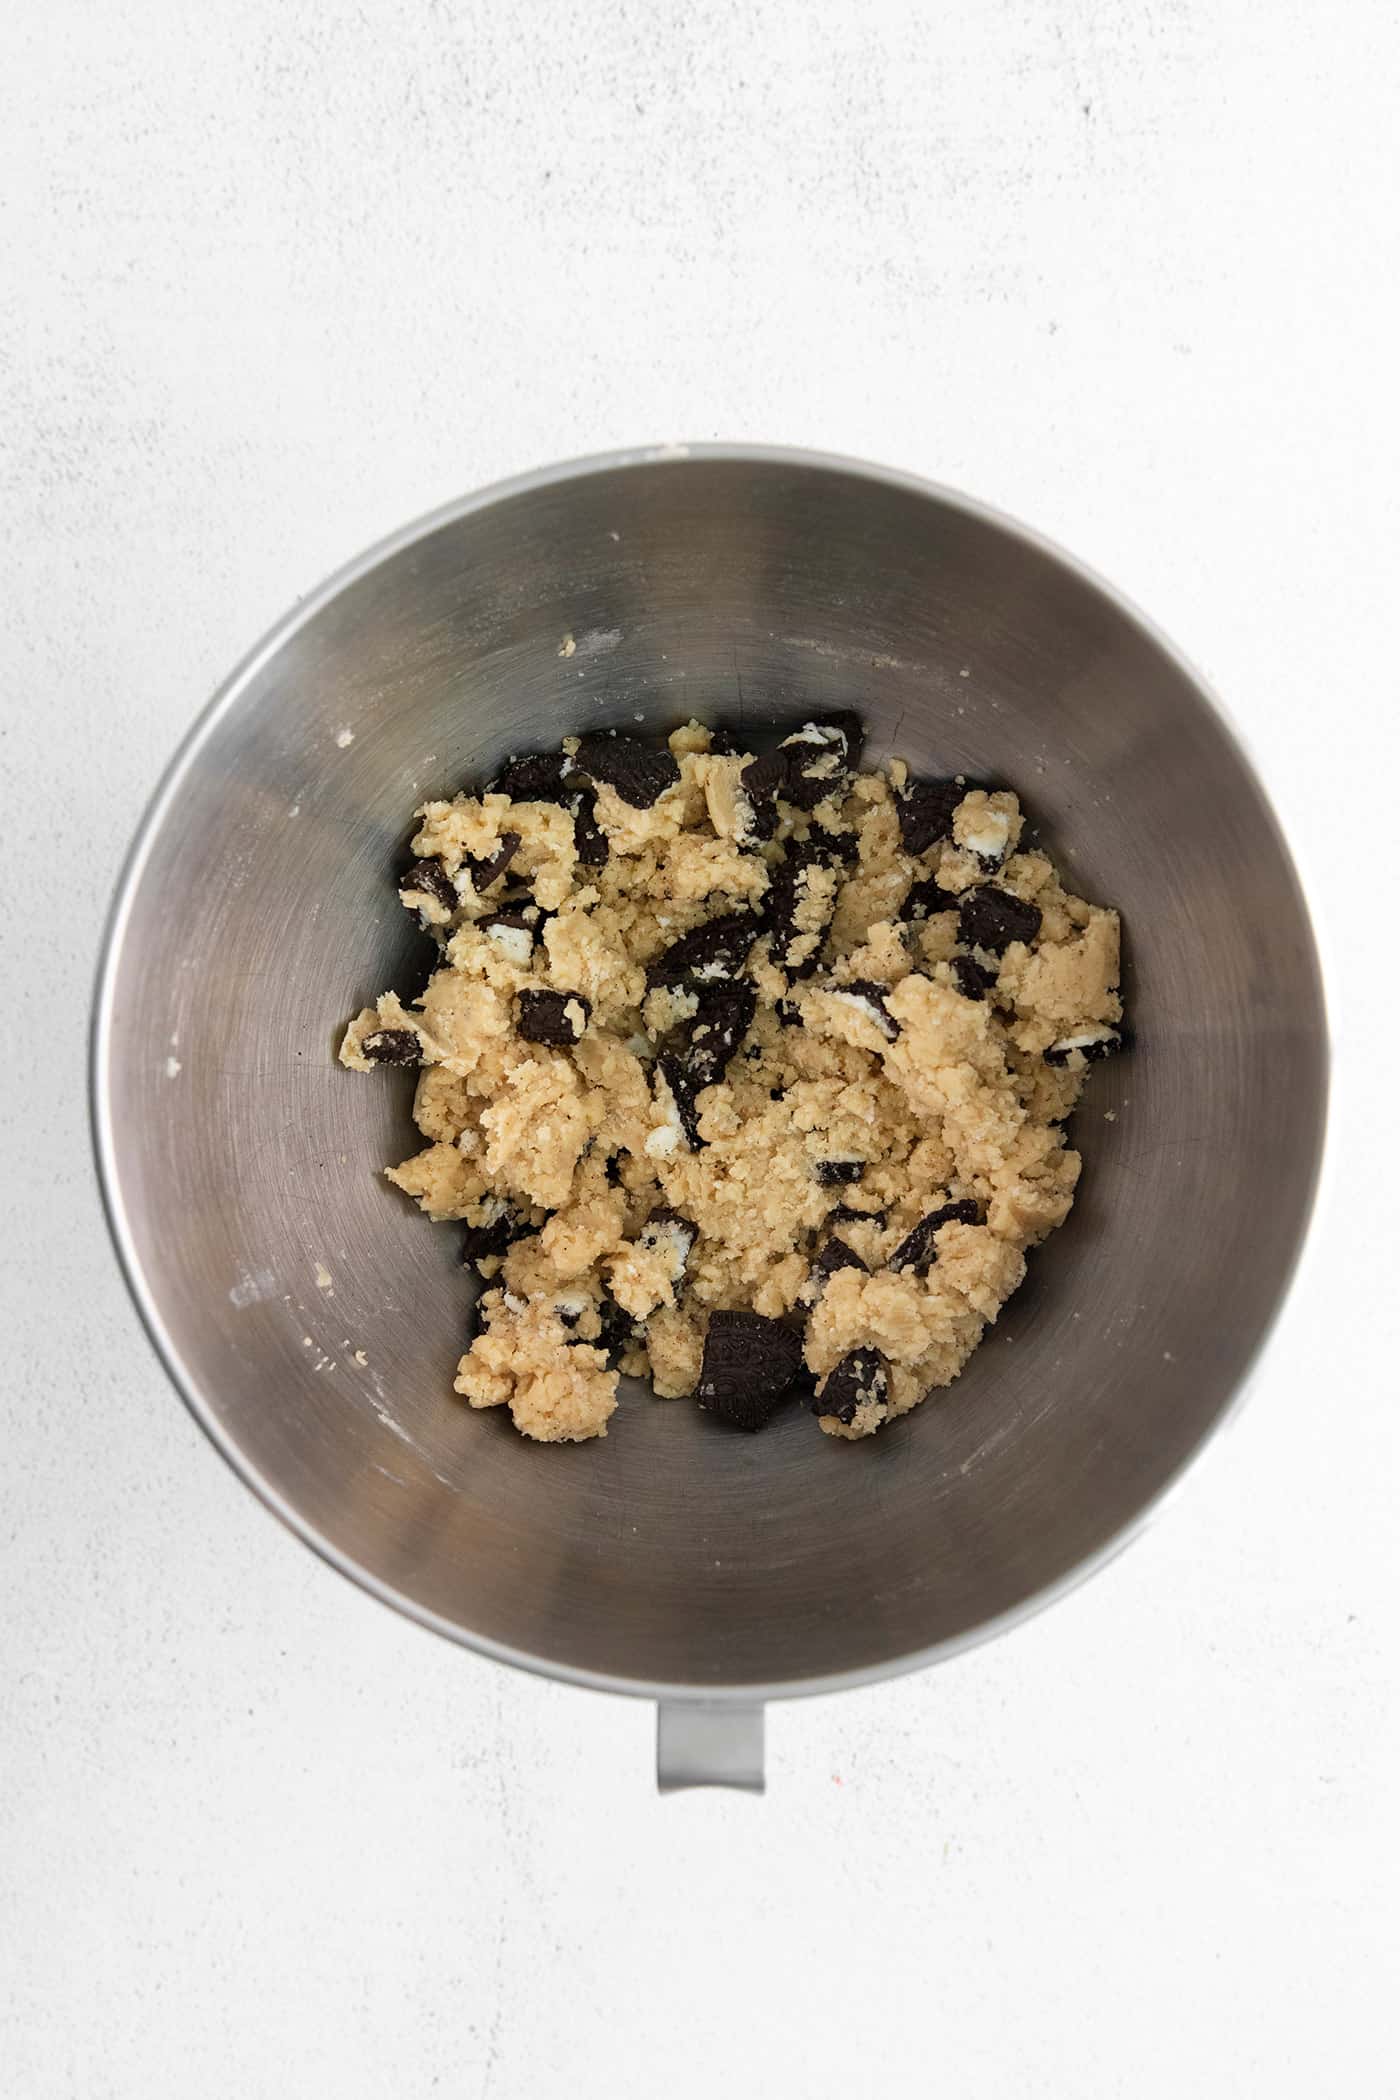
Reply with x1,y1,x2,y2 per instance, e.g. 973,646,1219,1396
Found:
466,833,520,891
573,734,680,809
494,886,541,916
830,979,899,1041
569,788,609,867
778,714,862,810
815,1345,890,1426
478,909,538,967
810,822,861,865
517,988,592,1044
646,910,763,989
958,885,1042,954
767,841,838,977
902,873,960,921
951,953,998,1001
490,750,574,802
653,1055,703,1150
461,1198,531,1266
775,998,803,1028
889,1199,983,1274
596,1292,646,1369
741,735,791,786
738,747,793,835
896,776,965,855
798,1233,867,1307
555,1295,587,1330
815,1158,866,1186
831,1203,886,1227
360,1027,422,1066
812,1236,867,1282
400,857,458,913
695,1310,803,1431
675,982,757,1088
739,715,863,820
1044,1026,1123,1068
743,791,781,843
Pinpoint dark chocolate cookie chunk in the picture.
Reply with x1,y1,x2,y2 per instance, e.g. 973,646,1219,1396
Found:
654,1054,703,1149
461,1199,531,1266
815,1345,890,1427
706,723,740,757
489,750,575,802
778,714,861,810
889,1199,982,1273
739,744,792,806
829,979,899,1040
569,788,609,867
798,1233,868,1307
695,1310,803,1430
646,911,763,989
675,982,758,1089
360,1027,422,1066
896,776,964,855
767,841,838,977
814,1158,866,1186
812,1236,867,1282
958,885,1042,954
595,1292,646,1369
478,908,539,966
810,821,861,865
1044,1026,1123,1068
467,832,521,890
831,1203,886,1226
744,790,781,843
573,733,680,809
902,873,960,921
776,998,804,1028
739,715,862,818
735,741,793,842
517,988,592,1044
400,857,458,912
808,710,864,763
951,953,998,1001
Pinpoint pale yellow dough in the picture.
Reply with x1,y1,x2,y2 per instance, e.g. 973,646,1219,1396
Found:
341,723,1123,1442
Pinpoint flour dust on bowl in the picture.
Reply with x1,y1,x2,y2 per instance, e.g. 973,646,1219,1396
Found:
92,447,1327,1790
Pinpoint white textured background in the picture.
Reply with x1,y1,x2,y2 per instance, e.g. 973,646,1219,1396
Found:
3,3,1397,2095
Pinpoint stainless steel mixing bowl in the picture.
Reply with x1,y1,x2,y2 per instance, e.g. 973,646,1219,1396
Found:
92,446,1327,1789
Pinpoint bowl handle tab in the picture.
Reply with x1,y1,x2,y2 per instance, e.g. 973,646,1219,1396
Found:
656,1701,765,1794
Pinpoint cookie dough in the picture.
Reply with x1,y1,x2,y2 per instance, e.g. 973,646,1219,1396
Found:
341,719,1125,1442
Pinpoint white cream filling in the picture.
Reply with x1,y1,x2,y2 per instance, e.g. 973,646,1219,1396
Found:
484,922,534,967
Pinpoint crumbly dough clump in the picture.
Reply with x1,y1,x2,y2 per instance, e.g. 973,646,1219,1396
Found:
341,721,1125,1442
